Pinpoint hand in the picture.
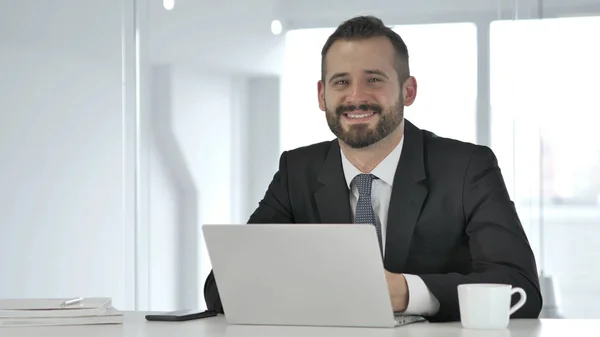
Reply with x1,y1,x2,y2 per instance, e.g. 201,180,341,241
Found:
384,270,409,312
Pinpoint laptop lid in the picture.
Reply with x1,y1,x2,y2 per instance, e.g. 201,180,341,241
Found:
202,224,398,328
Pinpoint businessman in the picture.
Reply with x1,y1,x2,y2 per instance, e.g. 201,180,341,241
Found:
204,15,542,322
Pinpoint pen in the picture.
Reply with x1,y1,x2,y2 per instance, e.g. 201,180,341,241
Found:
60,297,83,307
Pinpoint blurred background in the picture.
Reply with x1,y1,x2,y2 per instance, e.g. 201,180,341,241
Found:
0,0,599,318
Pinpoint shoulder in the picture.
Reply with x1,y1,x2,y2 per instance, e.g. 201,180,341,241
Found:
413,124,499,172
282,139,336,164
274,140,337,188
424,130,478,155
418,126,493,159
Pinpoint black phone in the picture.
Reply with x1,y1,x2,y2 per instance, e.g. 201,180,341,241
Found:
145,309,218,322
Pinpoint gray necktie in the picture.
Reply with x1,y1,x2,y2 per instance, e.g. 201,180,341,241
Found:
353,174,383,255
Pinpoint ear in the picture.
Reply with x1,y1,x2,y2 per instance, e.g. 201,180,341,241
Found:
402,76,417,106
317,80,326,111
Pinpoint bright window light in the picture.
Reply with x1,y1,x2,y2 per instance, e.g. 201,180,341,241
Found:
163,0,175,11
271,20,282,35
280,28,335,151
490,16,600,205
490,16,600,320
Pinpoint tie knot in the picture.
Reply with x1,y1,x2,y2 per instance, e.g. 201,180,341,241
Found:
353,173,376,196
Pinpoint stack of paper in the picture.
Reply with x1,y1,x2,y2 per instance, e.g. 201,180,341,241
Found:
0,297,123,327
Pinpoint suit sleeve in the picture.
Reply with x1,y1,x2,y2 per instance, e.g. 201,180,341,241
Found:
418,146,542,322
204,151,295,313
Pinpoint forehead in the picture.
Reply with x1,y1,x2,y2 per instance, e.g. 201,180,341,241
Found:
324,36,397,78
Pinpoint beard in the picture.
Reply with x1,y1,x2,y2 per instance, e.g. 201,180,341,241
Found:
325,99,404,149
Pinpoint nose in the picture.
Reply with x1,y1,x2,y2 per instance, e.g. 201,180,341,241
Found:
347,81,370,104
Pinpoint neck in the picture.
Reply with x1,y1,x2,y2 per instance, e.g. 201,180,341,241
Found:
340,120,405,173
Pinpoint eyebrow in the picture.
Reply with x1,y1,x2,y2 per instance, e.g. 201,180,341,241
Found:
364,69,389,79
328,72,349,84
327,69,390,84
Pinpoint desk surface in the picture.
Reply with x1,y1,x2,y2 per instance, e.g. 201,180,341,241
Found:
2,312,600,337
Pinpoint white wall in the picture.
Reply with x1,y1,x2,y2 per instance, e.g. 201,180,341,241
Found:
149,144,179,310
246,77,281,217
147,66,182,311
170,68,235,310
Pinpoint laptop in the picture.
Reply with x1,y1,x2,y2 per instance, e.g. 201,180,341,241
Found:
202,224,427,328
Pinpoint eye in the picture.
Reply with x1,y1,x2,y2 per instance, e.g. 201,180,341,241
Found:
334,80,349,85
368,78,382,83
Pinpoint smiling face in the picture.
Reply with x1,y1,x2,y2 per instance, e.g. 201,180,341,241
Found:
318,36,416,149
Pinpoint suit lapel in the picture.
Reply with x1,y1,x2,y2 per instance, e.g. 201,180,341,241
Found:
314,141,353,224
384,120,428,271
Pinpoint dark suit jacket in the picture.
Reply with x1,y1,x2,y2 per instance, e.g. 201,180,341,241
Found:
204,120,542,322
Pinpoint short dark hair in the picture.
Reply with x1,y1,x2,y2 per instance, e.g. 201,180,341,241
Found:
321,16,410,83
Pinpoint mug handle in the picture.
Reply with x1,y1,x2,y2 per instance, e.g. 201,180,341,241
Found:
509,287,528,316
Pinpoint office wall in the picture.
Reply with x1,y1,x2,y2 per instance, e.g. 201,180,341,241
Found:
246,77,281,218
149,65,233,310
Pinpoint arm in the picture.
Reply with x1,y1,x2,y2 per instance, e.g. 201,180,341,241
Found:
402,274,440,316
246,151,295,224
417,146,542,322
203,151,295,313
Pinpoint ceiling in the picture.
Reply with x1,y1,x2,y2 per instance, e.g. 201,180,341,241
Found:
1,0,599,76
146,0,600,75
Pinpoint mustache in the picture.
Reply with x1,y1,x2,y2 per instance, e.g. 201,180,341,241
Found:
335,104,383,116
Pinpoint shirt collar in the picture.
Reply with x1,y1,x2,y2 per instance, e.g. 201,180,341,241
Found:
340,135,404,188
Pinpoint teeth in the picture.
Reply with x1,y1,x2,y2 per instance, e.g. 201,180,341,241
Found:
347,113,374,119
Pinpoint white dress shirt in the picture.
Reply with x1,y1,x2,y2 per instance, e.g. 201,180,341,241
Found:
340,136,440,316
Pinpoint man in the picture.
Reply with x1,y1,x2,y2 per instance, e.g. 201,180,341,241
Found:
204,15,542,322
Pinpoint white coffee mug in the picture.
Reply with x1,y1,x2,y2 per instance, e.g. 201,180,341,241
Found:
458,283,527,329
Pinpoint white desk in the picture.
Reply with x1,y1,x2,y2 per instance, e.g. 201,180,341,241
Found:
2,312,599,337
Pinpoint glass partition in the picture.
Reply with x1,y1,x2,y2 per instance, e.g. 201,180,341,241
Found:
0,0,135,309
490,15,600,318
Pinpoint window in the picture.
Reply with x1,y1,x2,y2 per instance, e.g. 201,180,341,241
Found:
280,23,478,152
491,16,600,318
280,28,335,151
